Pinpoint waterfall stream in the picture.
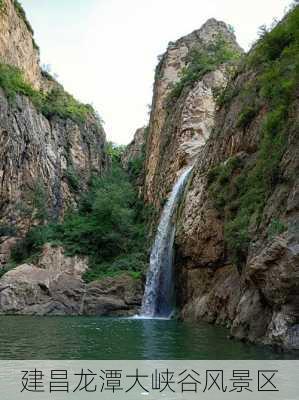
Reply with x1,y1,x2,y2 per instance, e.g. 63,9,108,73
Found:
140,166,193,318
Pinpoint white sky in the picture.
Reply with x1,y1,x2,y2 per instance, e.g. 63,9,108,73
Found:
22,0,292,144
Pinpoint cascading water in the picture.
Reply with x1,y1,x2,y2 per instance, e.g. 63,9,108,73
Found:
140,166,193,318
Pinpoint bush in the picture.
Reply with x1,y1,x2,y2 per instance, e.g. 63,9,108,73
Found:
10,160,149,282
0,63,41,103
64,167,81,192
236,105,259,129
207,6,298,270
0,63,97,124
41,88,94,124
267,219,287,238
166,35,241,107
249,7,299,66
128,156,145,179
13,0,34,35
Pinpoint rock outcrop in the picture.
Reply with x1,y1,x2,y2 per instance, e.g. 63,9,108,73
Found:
142,11,299,350
0,0,43,90
143,18,242,209
0,89,106,234
174,43,299,349
0,0,107,264
122,127,146,169
0,244,142,316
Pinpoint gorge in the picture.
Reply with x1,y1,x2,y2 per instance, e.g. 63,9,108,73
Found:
0,0,298,357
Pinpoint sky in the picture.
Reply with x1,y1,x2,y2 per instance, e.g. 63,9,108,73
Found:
22,0,292,144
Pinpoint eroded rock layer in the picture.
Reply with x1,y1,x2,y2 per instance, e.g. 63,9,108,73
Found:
0,244,142,316
142,12,299,350
143,18,242,209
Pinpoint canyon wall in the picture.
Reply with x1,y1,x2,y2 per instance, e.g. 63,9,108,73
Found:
122,127,146,169
0,0,107,264
143,18,242,209
143,10,299,350
0,0,42,89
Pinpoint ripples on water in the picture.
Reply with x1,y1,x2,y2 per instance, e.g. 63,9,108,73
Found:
0,316,297,359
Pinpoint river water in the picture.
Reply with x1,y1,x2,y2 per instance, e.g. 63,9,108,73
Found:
0,316,296,359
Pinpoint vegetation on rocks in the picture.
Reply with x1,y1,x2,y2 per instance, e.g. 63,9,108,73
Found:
0,63,97,124
166,35,241,107
208,6,299,270
13,0,34,35
9,146,149,282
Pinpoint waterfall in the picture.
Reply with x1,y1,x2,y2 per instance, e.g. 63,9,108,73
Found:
141,166,193,318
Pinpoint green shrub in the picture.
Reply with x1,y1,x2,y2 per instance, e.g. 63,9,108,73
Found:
0,261,17,278
167,35,241,107
64,167,81,192
41,88,93,124
249,7,299,66
13,0,34,35
83,252,146,283
10,224,57,264
236,105,259,129
105,142,126,163
10,159,149,282
0,63,41,104
267,219,287,238
207,6,298,270
128,156,144,179
0,63,97,124
213,84,238,108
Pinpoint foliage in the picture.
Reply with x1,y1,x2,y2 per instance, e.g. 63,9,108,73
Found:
83,252,146,282
13,0,34,35
105,142,126,163
0,225,17,237
166,35,241,107
41,88,94,124
208,7,299,270
236,105,259,129
0,261,17,278
128,156,144,180
64,167,81,193
10,225,53,264
10,162,149,282
267,219,287,238
15,180,49,234
249,7,299,66
0,63,41,103
215,84,239,108
0,63,97,124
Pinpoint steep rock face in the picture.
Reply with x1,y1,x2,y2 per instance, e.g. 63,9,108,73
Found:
141,9,299,350
0,89,106,235
0,0,42,89
0,0,107,262
143,19,241,209
175,45,299,349
122,127,146,169
0,244,143,316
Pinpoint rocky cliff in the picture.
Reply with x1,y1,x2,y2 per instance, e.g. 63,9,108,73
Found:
0,0,43,90
142,9,299,350
122,127,146,169
143,18,242,208
0,0,107,266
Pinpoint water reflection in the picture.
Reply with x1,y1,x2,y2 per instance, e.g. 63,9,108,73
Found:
0,316,297,360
